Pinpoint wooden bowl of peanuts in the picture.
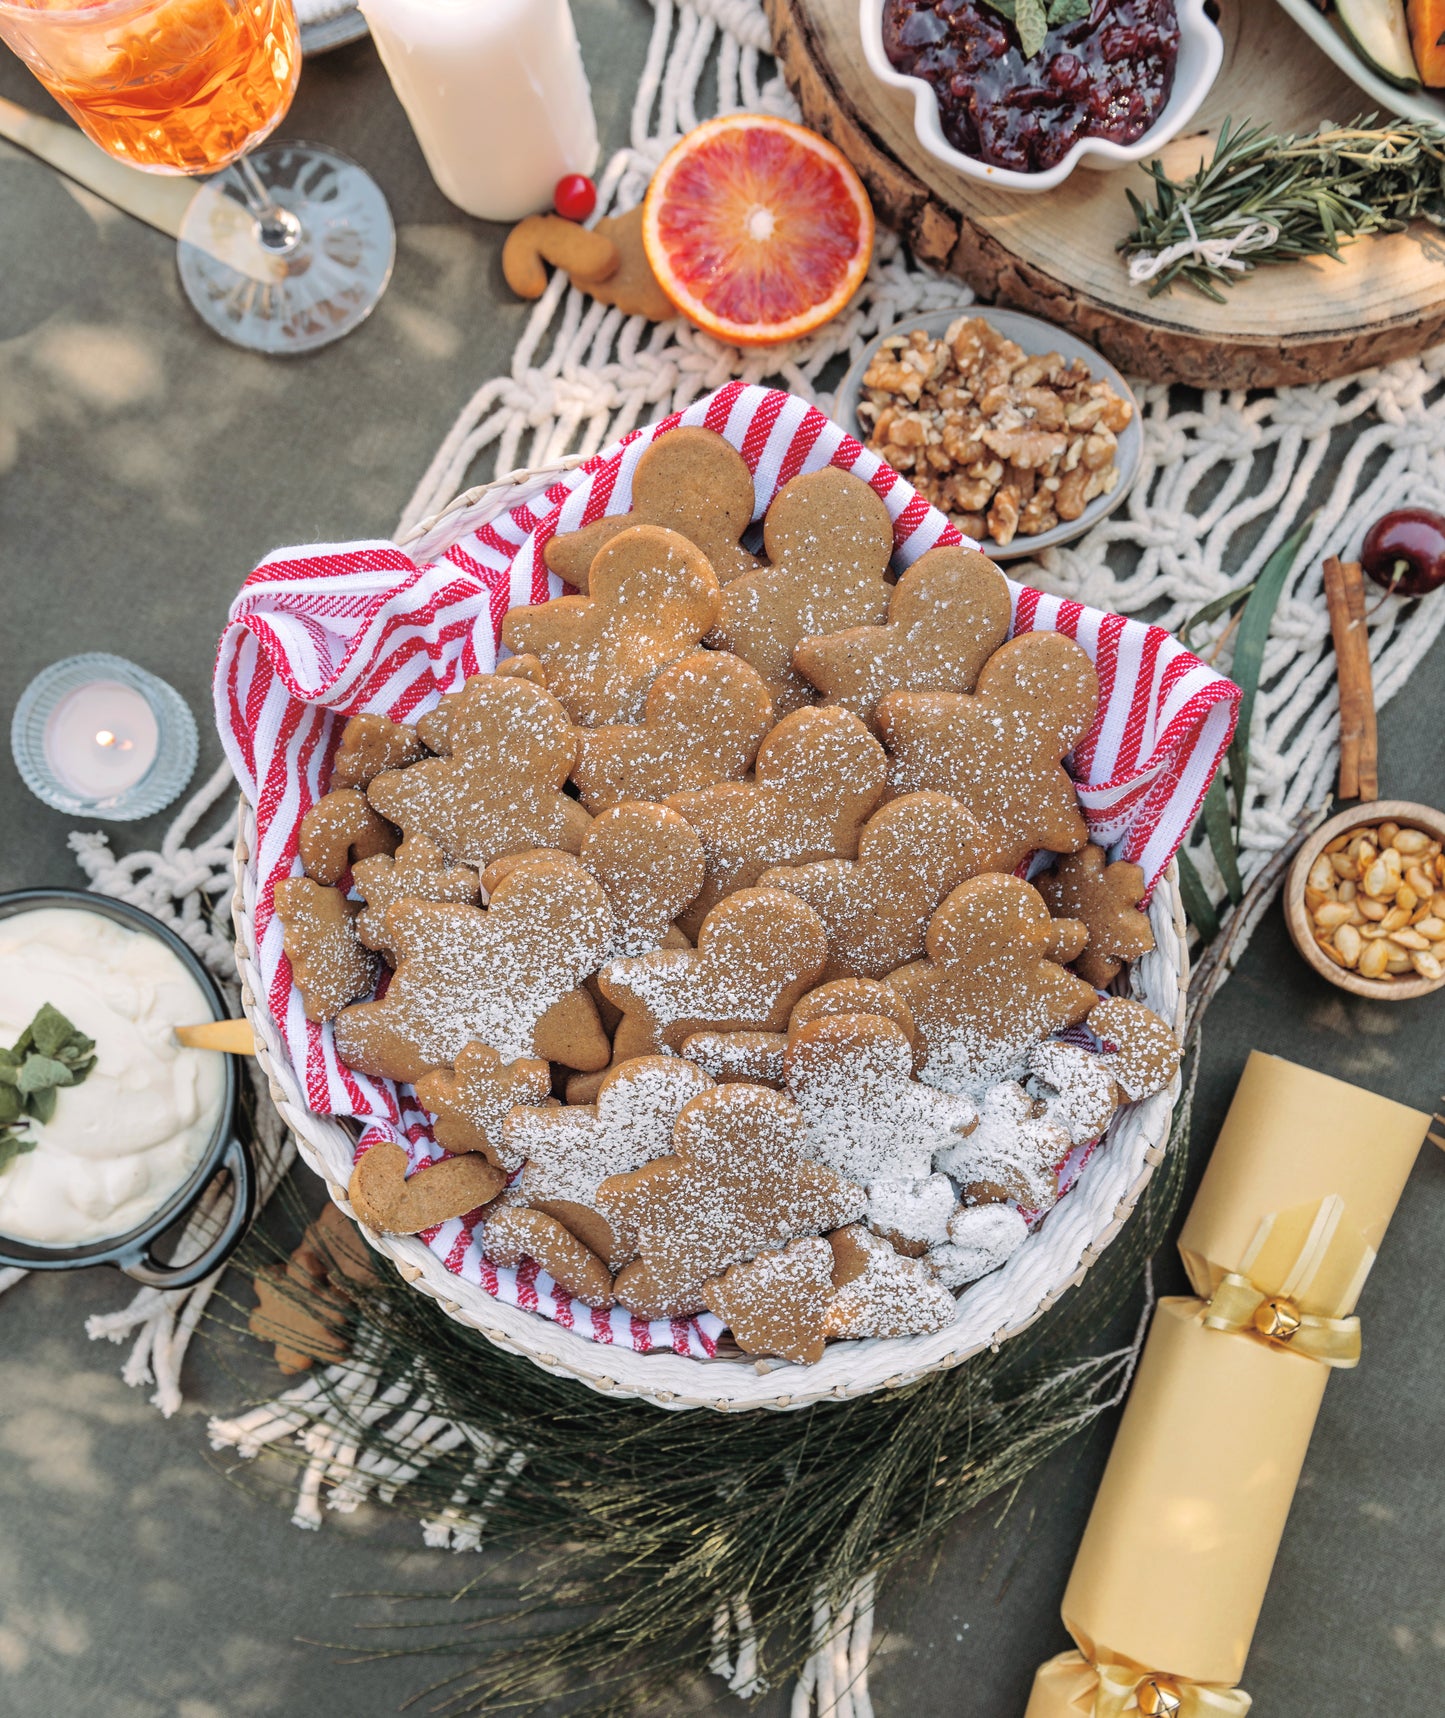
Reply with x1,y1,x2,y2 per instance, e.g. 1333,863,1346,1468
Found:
1285,802,1445,1000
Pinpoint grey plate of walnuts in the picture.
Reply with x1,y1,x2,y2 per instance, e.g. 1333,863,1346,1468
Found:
834,307,1143,561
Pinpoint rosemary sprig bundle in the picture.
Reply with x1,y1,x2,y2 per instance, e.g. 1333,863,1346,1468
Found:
1120,115,1445,301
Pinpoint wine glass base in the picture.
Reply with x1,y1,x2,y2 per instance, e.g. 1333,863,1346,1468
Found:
177,141,395,355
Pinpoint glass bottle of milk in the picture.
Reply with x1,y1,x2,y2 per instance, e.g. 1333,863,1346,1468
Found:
360,0,600,223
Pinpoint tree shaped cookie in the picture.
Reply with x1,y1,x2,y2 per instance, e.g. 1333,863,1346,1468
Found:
569,649,775,814
501,525,721,726
598,887,829,1055
367,676,591,871
885,874,1097,1095
703,1238,837,1365
710,466,896,714
352,836,481,961
298,789,399,885
936,1080,1071,1210
877,631,1099,872
414,1044,553,1169
667,705,888,932
784,1014,977,1185
825,1225,957,1340
331,713,428,791
274,877,378,1021
544,426,762,593
599,1084,864,1318
793,543,1013,729
1035,844,1154,987
507,1055,715,1269
333,859,616,1082
760,791,982,981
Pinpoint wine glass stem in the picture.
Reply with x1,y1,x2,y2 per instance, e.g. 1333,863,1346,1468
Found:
231,151,303,252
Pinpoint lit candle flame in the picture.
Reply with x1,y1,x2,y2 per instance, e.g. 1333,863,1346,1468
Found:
96,729,115,748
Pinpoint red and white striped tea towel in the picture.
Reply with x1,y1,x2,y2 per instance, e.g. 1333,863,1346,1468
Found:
214,381,1239,1358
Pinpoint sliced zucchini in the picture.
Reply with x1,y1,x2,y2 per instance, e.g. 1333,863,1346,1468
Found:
1335,0,1423,89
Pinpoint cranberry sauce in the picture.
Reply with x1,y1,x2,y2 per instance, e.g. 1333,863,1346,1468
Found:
882,0,1179,174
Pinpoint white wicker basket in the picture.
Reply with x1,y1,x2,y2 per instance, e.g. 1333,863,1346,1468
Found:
231,460,1190,1414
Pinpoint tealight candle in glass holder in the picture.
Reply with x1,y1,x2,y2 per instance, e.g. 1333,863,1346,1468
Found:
11,655,198,821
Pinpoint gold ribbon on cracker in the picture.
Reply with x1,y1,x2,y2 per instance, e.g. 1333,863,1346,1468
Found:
1025,1052,1430,1718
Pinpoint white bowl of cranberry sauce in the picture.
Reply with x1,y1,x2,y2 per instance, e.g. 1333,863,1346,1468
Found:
863,0,1223,193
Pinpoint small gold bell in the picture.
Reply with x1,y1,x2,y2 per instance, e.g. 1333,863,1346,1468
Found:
1138,1676,1183,1717
1253,1297,1303,1342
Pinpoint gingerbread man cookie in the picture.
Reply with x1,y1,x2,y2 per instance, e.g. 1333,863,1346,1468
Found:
367,676,591,871
885,874,1096,1095
825,1225,957,1339
668,705,888,932
793,543,1012,730
679,1029,787,1087
598,887,828,1055
414,1044,553,1170
1027,1039,1120,1146
273,877,378,1022
928,1203,1028,1289
494,653,550,688
878,631,1099,872
569,649,775,814
331,713,428,791
1086,996,1181,1101
333,859,615,1082
501,525,721,726
865,1172,960,1256
249,1247,350,1375
482,1204,615,1308
599,1083,863,1318
787,977,921,1064
298,789,399,886
1035,845,1154,988
784,1014,977,1186
703,1238,837,1365
760,792,982,981
544,426,762,593
508,1056,715,1270
709,466,896,714
352,836,481,960
936,1081,1071,1210
578,803,705,957
348,1140,503,1235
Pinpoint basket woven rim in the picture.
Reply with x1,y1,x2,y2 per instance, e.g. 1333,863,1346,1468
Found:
234,458,1191,1413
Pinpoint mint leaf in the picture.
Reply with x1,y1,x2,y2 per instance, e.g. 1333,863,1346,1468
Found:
26,1086,57,1126
0,1050,19,1088
17,1054,75,1096
30,1003,77,1059
980,0,1017,15
0,1134,37,1176
1015,0,1049,58
0,1086,21,1127
1048,0,1090,23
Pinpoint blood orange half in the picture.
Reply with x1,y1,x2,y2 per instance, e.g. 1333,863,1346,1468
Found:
642,114,875,348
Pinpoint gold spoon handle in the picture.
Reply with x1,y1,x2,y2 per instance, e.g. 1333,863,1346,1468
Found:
175,1019,257,1054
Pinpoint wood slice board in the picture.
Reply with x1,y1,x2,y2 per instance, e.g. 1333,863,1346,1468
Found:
765,0,1445,387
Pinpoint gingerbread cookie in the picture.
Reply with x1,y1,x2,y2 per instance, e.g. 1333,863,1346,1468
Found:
1046,917,1091,966
577,204,676,323
787,978,921,1063
367,676,591,870
414,1044,553,1170
502,525,721,726
668,705,888,932
333,859,615,1082
704,1239,836,1365
298,789,399,886
598,887,828,1055
760,792,981,981
600,1083,863,1318
825,1225,957,1339
501,212,619,299
784,1014,976,1185
936,1081,1071,1210
680,1029,787,1087
352,836,481,959
331,713,428,791
1087,996,1181,1101
885,874,1096,1095
249,1253,349,1376
865,1173,959,1256
793,543,1012,729
878,631,1099,871
928,1203,1028,1289
348,1140,503,1234
494,653,550,688
569,649,775,814
507,1055,715,1269
1027,1040,1120,1146
273,877,378,1022
482,1204,615,1308
579,803,705,957
544,427,762,593
709,466,896,714
1036,845,1154,988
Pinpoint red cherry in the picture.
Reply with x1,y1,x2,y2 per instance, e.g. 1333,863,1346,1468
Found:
1360,508,1445,599
554,174,597,222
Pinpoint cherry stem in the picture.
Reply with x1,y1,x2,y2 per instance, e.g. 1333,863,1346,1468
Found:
1364,559,1411,619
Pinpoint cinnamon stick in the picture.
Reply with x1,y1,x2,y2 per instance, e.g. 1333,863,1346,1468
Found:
1322,556,1378,801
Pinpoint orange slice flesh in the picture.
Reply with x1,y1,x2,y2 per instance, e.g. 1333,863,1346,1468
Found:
642,114,875,348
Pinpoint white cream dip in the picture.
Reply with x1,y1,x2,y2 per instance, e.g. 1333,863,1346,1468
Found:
0,907,227,1247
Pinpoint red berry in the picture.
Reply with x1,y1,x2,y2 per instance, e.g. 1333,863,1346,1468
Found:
554,174,597,222
1360,508,1445,599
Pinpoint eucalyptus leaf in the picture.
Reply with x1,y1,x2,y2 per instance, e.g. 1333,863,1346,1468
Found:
0,1134,37,1176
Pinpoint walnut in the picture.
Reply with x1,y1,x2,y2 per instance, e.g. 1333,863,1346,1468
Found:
981,425,1069,469
987,486,1021,547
